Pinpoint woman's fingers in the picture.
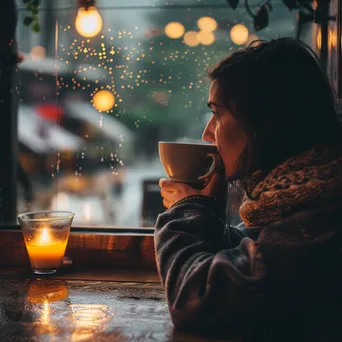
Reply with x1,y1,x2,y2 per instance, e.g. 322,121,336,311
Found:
163,198,171,209
160,174,222,203
161,188,182,204
159,178,200,208
160,188,173,201
159,178,177,191
159,178,191,193
159,178,167,188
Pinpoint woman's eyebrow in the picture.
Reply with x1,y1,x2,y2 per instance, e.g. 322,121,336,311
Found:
207,101,223,108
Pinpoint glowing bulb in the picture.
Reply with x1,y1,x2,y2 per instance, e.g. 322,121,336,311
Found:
197,17,217,32
183,31,199,47
75,6,103,38
164,22,185,39
93,90,115,112
197,31,215,45
230,24,249,45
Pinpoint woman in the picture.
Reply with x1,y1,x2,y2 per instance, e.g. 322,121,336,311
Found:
155,38,342,340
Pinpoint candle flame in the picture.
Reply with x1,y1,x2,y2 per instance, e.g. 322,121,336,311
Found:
40,228,51,244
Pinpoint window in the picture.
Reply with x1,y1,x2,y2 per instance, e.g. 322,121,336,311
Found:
7,0,315,228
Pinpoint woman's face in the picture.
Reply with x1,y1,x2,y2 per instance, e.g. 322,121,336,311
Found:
202,80,248,178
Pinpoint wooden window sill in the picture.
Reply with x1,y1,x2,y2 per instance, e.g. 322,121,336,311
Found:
0,228,156,269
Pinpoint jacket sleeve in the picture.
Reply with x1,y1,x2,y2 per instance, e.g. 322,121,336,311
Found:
154,196,266,331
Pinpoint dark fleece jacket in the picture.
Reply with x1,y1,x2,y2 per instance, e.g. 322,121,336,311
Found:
154,145,342,341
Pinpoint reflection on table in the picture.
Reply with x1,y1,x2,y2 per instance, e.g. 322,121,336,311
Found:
0,272,237,341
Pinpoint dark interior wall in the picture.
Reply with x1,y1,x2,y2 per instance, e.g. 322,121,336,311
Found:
0,0,18,223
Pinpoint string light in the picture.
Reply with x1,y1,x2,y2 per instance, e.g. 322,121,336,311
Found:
93,90,115,112
183,31,199,47
197,31,215,45
75,0,103,38
197,16,217,32
164,22,185,39
230,24,249,45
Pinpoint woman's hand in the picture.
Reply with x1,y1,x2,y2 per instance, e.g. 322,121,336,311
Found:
159,174,222,209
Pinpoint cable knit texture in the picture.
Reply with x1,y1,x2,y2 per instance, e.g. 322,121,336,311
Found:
240,145,342,227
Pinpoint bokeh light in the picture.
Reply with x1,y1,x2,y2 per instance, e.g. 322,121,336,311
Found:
328,27,337,49
230,24,249,45
316,27,322,50
197,31,215,45
164,22,185,39
93,90,115,112
316,27,337,50
30,45,46,61
183,31,199,47
197,17,217,32
75,6,103,38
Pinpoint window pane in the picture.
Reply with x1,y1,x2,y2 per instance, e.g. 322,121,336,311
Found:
15,0,306,227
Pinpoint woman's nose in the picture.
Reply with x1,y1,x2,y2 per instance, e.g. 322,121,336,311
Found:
202,118,215,143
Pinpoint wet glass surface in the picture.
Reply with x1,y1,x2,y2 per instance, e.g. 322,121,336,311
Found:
0,277,235,341
13,1,301,228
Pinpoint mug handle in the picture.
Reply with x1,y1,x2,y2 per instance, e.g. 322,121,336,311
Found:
197,152,222,182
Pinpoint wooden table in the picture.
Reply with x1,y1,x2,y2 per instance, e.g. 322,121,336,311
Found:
0,268,241,341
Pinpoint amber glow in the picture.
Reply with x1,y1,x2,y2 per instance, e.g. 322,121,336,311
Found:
75,6,103,38
25,227,68,270
36,301,54,334
197,31,215,45
164,22,185,39
40,227,50,243
27,283,68,303
197,17,217,32
316,27,336,50
316,27,322,49
230,24,249,45
42,302,49,322
328,27,337,49
71,304,112,341
93,90,115,112
183,31,199,47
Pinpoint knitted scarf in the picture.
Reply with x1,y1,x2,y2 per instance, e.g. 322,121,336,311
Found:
239,145,342,228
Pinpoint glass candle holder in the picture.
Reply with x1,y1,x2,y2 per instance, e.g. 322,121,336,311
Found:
17,211,74,275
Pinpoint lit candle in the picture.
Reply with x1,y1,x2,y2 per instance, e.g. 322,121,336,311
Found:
18,211,74,275
25,227,68,270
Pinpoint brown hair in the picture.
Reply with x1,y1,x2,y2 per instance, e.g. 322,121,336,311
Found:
208,37,342,198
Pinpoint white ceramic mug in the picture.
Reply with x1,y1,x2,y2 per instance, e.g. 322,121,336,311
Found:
158,141,222,188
